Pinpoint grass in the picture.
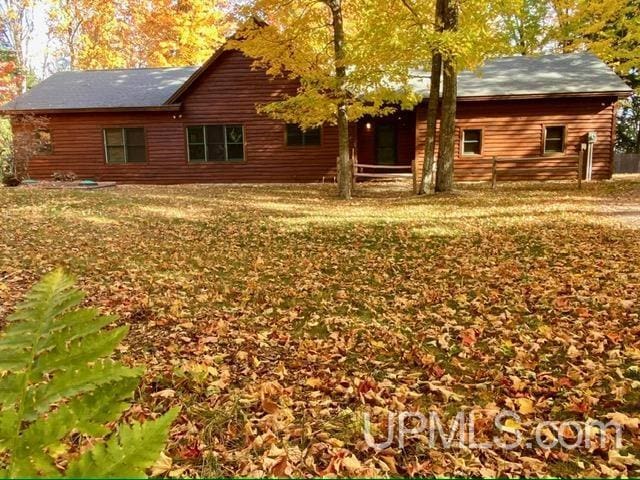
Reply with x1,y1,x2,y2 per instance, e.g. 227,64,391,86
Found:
1,176,639,477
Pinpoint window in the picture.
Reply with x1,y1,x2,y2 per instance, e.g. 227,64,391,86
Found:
286,124,321,146
35,129,53,155
544,125,565,154
462,129,482,155
187,125,244,162
103,128,146,163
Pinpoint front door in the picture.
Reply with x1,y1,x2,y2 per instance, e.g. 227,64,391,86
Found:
376,123,397,165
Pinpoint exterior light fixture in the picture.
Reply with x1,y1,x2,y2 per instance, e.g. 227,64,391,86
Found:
365,122,372,130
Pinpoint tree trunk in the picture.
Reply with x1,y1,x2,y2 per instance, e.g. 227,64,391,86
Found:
419,54,442,194
418,0,446,195
327,0,352,199
13,28,27,93
3,1,33,93
435,0,458,193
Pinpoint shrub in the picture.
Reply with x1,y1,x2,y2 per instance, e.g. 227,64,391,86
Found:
0,117,14,185
52,171,77,182
1,174,20,187
0,269,178,477
0,114,50,182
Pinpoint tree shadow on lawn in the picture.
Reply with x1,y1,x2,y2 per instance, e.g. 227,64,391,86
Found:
12,178,629,244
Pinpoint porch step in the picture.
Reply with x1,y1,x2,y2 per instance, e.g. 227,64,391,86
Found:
354,163,413,170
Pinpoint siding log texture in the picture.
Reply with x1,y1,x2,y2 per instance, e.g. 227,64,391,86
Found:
19,50,618,184
25,51,342,184
415,98,618,181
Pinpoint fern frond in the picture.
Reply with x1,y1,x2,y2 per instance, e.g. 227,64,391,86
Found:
39,309,116,351
7,269,83,326
0,270,83,380
65,407,180,478
0,407,19,450
0,269,176,478
10,378,139,478
24,360,143,421
0,373,26,407
30,325,129,380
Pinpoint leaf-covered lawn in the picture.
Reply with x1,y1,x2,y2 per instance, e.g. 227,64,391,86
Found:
1,177,639,477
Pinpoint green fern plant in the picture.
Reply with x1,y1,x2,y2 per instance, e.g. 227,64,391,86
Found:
0,269,178,478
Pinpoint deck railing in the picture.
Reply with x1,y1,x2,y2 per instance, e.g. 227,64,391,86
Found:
353,160,417,191
353,162,414,178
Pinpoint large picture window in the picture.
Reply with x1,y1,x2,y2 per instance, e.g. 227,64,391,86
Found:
462,129,482,155
286,124,321,146
187,125,245,162
103,128,146,163
544,125,566,154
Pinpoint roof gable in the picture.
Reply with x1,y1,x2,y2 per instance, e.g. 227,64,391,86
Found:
164,45,230,105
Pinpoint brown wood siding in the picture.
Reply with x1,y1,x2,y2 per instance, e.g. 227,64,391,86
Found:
415,97,618,181
16,49,618,184
23,50,341,184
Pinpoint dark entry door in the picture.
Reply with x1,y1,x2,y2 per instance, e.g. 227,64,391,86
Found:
376,123,397,165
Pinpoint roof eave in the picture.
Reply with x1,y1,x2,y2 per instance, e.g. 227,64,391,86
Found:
452,90,632,102
0,104,182,115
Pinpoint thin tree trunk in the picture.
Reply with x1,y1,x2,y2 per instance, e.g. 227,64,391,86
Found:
418,0,446,195
435,0,458,193
327,0,352,199
1,0,34,93
13,28,27,93
419,55,441,194
69,37,76,71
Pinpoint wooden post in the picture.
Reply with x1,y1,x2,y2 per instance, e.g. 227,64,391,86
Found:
491,156,497,189
412,159,417,193
578,145,585,190
352,155,357,187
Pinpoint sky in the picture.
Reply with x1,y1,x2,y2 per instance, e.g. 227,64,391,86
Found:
26,3,50,79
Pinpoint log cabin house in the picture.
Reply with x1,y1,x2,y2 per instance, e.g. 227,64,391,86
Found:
0,45,632,184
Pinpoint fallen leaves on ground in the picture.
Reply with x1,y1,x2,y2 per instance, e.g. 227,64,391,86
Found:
0,177,639,477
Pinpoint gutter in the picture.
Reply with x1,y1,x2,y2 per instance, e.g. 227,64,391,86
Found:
454,91,633,102
0,104,183,115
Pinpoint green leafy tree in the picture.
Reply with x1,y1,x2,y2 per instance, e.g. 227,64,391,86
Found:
230,1,421,199
497,0,554,54
616,73,640,153
399,0,508,194
0,269,178,478
553,0,640,153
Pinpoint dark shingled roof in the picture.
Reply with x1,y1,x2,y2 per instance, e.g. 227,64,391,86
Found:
409,52,631,98
1,52,631,112
1,66,198,111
